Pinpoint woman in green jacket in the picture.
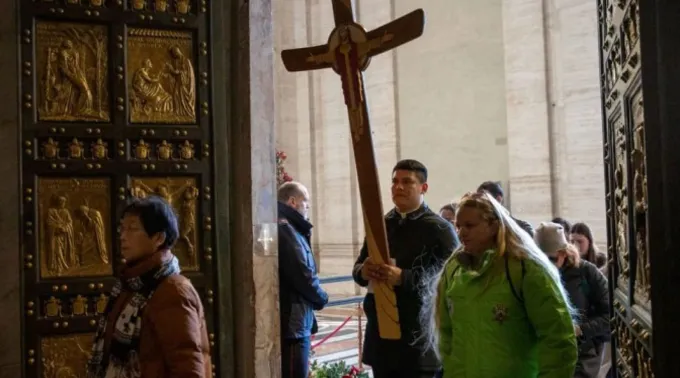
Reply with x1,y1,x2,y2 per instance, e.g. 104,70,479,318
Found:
426,192,578,377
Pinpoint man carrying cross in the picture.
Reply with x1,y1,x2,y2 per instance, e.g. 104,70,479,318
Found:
280,0,443,376
353,159,459,378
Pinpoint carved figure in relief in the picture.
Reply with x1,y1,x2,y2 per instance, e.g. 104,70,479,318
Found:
176,0,190,14
76,205,109,264
633,128,647,213
180,140,195,160
132,0,147,10
132,179,193,208
45,296,62,318
178,186,199,256
629,3,640,42
38,23,108,122
157,140,173,160
69,138,84,159
305,25,393,141
57,40,93,113
91,139,108,160
165,46,196,118
135,140,150,160
635,228,650,301
129,178,198,269
132,59,174,116
47,195,77,275
39,178,112,278
128,28,195,123
41,335,92,378
43,138,60,159
155,0,168,11
71,295,88,316
96,294,108,314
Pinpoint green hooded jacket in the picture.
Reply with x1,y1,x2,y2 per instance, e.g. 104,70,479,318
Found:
438,249,577,378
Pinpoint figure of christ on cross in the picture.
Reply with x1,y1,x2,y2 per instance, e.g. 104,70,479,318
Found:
281,0,425,341
305,25,393,141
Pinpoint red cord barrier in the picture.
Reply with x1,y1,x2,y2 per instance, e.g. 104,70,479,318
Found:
310,315,353,350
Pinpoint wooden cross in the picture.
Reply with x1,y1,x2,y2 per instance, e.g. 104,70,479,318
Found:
280,0,425,340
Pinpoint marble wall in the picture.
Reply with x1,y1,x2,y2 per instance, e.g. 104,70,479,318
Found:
501,0,606,241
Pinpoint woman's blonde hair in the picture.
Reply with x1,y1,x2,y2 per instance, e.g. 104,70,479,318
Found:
419,191,576,359
561,243,581,268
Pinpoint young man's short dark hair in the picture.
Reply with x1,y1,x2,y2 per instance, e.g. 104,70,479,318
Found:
477,181,504,200
392,159,428,183
551,217,572,234
122,196,179,250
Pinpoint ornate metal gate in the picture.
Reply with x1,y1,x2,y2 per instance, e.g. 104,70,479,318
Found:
19,1,222,376
598,0,652,376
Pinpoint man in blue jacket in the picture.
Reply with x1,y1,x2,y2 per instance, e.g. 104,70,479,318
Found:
278,182,329,378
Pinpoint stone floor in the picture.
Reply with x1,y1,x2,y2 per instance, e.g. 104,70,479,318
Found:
312,311,372,377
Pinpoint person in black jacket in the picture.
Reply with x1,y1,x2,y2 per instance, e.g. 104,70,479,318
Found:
477,180,535,236
277,182,329,378
352,159,459,378
535,222,610,378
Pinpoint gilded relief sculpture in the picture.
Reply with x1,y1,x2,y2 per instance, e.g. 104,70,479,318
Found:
130,177,199,268
38,178,112,278
631,92,651,305
128,29,196,124
76,204,110,265
42,334,93,378
613,118,630,289
36,22,109,122
179,186,199,256
46,195,77,275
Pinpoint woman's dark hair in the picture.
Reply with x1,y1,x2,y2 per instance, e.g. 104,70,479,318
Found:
551,217,572,234
570,222,597,264
122,195,179,250
439,203,457,214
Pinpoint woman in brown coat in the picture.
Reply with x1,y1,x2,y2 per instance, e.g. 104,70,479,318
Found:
87,196,211,378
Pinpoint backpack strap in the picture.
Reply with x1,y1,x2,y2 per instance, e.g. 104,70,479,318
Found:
504,253,526,304
448,255,526,305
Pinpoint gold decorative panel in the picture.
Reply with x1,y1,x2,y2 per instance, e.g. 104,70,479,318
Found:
631,89,651,308
127,28,196,124
612,114,630,290
130,176,199,270
37,178,112,279
35,21,109,122
41,334,93,378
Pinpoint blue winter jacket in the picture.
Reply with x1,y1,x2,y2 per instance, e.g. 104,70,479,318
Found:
278,201,328,339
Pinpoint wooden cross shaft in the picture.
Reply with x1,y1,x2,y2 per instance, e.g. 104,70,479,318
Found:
281,0,425,340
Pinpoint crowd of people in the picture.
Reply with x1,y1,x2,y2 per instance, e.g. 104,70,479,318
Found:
277,159,612,378
80,157,610,378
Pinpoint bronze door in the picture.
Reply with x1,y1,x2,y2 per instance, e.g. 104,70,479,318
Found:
19,1,222,376
598,0,652,376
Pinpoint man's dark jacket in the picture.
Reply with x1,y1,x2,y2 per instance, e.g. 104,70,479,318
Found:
352,204,459,371
278,201,328,339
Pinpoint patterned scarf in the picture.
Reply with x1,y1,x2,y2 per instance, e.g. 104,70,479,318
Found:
86,252,181,378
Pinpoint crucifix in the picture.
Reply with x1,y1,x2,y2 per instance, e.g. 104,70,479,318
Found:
281,0,425,340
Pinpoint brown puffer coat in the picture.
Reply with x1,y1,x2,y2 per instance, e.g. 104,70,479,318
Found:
104,252,212,378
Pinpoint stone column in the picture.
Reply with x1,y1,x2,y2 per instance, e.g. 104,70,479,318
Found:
0,1,21,377
543,0,606,240
227,0,280,377
501,0,554,223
